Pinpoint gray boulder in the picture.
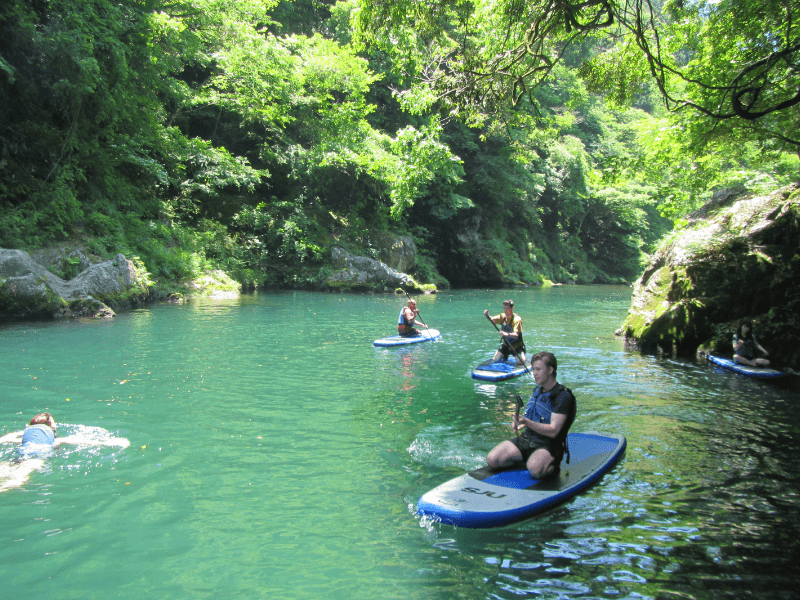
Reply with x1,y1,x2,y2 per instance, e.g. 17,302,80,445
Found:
0,249,149,320
367,231,417,273
327,247,414,291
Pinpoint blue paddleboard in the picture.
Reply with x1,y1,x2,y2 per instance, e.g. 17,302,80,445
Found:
707,354,784,378
417,432,626,528
471,358,529,382
373,329,441,347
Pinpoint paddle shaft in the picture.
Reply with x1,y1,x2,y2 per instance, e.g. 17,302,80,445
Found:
514,394,525,432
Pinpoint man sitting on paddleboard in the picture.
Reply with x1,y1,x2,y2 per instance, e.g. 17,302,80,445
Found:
486,352,576,479
398,297,426,337
484,299,526,365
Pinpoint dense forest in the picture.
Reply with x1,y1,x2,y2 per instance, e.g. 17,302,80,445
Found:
1,0,797,291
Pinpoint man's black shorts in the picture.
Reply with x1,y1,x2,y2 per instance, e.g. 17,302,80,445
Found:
510,433,563,463
498,341,526,359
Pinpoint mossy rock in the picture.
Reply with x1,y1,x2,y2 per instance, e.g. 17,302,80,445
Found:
619,183,800,370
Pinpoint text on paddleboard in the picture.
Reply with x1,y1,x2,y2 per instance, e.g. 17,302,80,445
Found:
461,486,507,499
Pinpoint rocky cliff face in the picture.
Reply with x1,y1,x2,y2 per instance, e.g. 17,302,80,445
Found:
618,184,800,371
0,249,150,320
326,247,421,292
324,232,436,293
366,232,416,274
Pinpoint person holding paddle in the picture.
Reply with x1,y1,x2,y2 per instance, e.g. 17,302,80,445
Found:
484,299,526,365
398,297,427,337
486,352,576,480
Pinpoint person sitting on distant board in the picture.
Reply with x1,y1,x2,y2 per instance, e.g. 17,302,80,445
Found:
0,412,129,493
398,297,426,337
484,299,526,365
733,320,770,367
486,352,576,480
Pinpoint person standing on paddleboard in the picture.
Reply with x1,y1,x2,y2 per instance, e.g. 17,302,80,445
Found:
484,299,526,365
486,352,576,480
398,297,426,337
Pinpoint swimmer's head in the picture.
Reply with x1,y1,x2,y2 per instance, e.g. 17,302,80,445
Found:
29,412,57,433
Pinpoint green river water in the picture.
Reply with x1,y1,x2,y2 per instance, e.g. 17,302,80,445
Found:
2,286,799,600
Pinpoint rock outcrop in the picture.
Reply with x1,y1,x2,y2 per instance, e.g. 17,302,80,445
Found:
618,184,800,371
0,249,150,320
367,231,417,274
326,247,423,292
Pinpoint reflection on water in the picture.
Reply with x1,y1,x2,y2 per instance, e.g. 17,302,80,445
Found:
411,357,800,598
1,287,799,600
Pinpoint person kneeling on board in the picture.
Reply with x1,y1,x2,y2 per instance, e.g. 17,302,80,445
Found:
398,297,426,337
486,352,576,479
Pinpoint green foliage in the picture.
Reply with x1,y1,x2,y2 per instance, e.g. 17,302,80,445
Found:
355,0,800,222
355,0,800,141
1,0,794,296
226,199,328,286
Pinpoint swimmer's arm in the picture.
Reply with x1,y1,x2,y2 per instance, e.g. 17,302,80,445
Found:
54,435,131,448
0,431,23,444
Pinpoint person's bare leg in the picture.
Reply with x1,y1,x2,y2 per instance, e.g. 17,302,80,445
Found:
526,448,559,480
735,355,771,368
734,355,756,366
0,459,44,493
487,441,523,470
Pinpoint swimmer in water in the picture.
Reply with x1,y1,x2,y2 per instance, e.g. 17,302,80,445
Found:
0,412,129,493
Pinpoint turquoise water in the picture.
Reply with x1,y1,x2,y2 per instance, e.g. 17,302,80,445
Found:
2,286,799,599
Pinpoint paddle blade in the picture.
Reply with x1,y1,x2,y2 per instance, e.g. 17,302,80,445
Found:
515,394,524,417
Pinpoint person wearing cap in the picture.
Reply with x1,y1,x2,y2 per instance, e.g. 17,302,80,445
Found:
484,299,526,365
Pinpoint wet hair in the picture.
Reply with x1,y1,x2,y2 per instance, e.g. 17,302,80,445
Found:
736,320,754,340
502,299,514,307
29,412,56,433
531,351,557,378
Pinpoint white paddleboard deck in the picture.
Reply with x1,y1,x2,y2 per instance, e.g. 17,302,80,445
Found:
471,357,529,382
373,329,441,347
